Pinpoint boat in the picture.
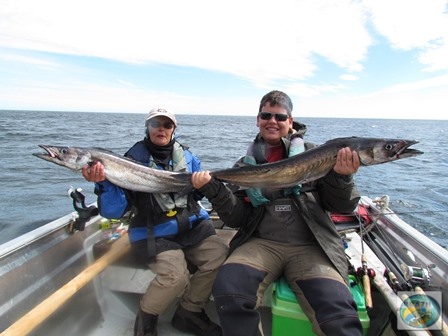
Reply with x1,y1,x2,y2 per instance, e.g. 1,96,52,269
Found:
1,188,447,336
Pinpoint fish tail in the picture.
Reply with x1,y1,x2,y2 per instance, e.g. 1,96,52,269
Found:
178,184,195,197
170,173,194,196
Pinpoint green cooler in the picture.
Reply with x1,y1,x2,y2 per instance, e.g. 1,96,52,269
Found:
271,275,370,336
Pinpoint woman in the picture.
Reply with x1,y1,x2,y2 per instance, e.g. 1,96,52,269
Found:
83,108,227,336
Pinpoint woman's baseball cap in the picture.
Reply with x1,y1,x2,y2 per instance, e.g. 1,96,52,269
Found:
145,108,177,127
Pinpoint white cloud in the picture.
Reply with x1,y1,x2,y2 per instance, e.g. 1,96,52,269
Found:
1,0,447,77
340,74,359,81
116,79,135,88
1,0,447,119
419,37,448,72
0,51,59,69
0,0,373,87
379,73,448,93
3,0,446,81
365,0,448,72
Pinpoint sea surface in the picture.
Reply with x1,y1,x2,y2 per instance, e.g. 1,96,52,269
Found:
1,110,447,249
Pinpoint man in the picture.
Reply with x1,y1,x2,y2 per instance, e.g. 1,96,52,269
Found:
191,91,363,336
83,108,228,336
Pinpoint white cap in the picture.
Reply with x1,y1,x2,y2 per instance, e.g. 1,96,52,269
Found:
145,108,177,127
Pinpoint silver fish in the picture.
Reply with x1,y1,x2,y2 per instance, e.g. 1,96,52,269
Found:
210,137,423,188
33,145,193,194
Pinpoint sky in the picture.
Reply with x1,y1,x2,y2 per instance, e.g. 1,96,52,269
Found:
0,0,447,120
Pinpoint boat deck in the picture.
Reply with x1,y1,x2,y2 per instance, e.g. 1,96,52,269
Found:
3,196,447,336
94,297,272,336
92,228,273,336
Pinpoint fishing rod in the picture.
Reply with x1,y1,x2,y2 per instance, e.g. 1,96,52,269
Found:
412,286,448,336
364,214,432,291
357,209,374,310
360,197,448,336
373,210,448,216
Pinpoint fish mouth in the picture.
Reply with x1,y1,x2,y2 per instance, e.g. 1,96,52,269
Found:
396,140,424,158
38,145,57,157
32,145,62,161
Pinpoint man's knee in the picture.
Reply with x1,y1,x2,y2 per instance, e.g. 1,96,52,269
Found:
296,277,362,336
212,263,266,299
200,235,229,270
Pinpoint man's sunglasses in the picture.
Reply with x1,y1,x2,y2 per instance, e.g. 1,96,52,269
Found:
258,112,290,122
148,120,175,129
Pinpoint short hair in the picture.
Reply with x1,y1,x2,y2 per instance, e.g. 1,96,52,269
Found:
259,90,293,116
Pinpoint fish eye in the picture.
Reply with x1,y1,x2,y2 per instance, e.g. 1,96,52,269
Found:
384,144,394,150
61,148,68,154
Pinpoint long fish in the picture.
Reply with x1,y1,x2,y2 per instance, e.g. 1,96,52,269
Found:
210,137,423,188
34,137,423,193
33,146,193,194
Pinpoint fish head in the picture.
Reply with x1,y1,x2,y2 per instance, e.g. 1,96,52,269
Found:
358,139,423,165
33,145,92,170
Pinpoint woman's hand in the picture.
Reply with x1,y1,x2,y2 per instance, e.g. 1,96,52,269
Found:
82,162,106,182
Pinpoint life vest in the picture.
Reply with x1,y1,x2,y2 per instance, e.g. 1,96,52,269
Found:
125,140,209,243
126,140,189,211
243,130,305,206
128,207,210,241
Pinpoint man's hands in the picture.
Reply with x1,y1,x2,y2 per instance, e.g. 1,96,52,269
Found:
333,147,360,176
192,171,212,189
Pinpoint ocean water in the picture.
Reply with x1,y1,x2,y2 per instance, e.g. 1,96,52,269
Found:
1,110,447,248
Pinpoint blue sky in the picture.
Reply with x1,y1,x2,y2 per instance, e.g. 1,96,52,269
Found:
1,0,447,119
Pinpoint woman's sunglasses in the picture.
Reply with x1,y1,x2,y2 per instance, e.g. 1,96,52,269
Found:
148,120,175,129
258,112,290,122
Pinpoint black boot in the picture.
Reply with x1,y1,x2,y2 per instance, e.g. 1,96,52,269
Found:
134,308,158,336
171,304,222,336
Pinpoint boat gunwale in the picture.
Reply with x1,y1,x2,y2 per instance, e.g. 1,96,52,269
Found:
360,196,448,265
0,208,101,259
